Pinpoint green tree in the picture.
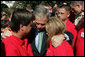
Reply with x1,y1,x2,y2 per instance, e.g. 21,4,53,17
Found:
1,3,8,12
13,1,57,10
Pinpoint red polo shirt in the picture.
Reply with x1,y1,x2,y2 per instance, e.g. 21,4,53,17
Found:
76,28,84,56
2,35,32,56
66,20,77,47
46,41,74,56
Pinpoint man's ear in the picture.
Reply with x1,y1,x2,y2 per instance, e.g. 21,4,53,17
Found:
67,12,70,18
20,24,24,31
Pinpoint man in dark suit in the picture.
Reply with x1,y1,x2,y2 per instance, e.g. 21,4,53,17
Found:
28,6,49,56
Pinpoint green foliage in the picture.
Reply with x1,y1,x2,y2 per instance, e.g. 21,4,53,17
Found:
1,3,8,12
13,1,57,10
1,1,71,10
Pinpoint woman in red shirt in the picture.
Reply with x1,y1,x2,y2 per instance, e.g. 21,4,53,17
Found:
1,8,34,56
45,17,74,56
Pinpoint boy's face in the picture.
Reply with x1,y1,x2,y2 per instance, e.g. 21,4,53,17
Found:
21,21,33,35
56,8,70,21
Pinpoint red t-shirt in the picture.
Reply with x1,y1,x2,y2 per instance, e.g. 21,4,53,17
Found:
46,41,74,56
66,20,77,47
2,35,32,56
76,27,84,56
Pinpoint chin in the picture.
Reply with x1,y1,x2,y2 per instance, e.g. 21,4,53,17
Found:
37,29,41,31
24,33,28,36
38,30,40,32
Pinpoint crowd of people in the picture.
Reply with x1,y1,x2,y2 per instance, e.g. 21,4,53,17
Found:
1,1,84,56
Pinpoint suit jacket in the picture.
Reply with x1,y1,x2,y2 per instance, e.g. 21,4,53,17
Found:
28,27,47,56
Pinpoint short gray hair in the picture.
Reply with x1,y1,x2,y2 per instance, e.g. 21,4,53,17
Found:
33,6,50,19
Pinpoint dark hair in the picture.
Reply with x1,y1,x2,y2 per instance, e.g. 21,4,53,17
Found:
10,8,35,32
57,4,71,12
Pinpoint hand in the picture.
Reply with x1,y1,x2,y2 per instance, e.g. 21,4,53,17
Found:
80,11,84,18
2,30,12,39
51,34,65,48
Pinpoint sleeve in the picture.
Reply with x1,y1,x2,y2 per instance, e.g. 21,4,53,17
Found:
64,31,74,45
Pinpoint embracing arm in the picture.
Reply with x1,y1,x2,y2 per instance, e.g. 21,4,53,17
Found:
51,34,65,47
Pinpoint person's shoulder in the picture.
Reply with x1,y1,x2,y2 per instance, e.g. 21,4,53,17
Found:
2,35,15,45
78,27,84,38
1,36,13,50
2,36,10,43
67,20,75,29
2,35,18,49
79,27,84,33
61,41,72,48
51,41,71,53
53,41,69,48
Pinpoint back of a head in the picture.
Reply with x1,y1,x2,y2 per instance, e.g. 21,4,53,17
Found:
45,17,66,47
10,8,35,32
45,17,65,37
26,4,33,12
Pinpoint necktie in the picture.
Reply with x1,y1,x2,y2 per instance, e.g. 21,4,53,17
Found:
38,32,43,53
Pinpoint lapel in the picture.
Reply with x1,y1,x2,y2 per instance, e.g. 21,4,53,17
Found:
30,28,40,55
31,37,40,53
30,28,47,56
40,31,47,55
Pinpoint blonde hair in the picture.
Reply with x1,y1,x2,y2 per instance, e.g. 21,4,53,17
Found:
45,17,66,47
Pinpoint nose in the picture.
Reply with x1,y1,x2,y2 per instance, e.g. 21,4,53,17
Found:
57,14,61,18
38,24,42,28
